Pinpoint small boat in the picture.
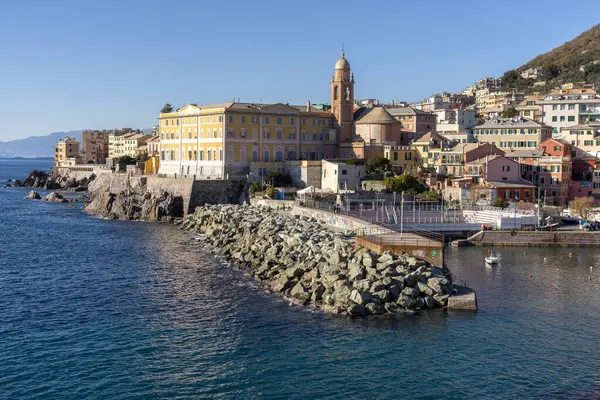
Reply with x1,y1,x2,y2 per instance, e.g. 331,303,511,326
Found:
485,250,501,265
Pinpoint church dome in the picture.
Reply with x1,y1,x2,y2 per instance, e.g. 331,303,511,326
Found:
334,51,350,70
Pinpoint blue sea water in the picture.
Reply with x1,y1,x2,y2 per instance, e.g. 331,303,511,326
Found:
1,159,600,399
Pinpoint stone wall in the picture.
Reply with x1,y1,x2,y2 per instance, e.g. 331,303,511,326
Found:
469,230,600,246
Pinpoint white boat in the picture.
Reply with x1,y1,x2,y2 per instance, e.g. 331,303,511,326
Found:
485,250,501,265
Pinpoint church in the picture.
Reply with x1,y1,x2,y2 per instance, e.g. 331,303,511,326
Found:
156,51,406,178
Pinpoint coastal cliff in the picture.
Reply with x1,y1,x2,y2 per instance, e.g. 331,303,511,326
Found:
179,204,456,316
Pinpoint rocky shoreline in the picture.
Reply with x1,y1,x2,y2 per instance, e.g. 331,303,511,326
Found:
178,204,456,316
13,170,95,191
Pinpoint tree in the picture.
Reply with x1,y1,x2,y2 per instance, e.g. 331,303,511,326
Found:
569,196,598,221
265,171,293,187
384,174,425,193
365,156,391,176
249,181,263,197
501,106,518,118
493,198,508,209
161,103,174,113
116,155,137,171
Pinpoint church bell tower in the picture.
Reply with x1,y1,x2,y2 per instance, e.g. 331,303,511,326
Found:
331,50,354,147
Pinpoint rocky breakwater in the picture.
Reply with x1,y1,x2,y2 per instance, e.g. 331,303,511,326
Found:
179,205,455,316
14,170,95,191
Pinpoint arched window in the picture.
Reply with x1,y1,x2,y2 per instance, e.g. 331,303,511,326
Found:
334,86,338,101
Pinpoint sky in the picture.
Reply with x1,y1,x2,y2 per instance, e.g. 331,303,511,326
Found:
1,0,600,141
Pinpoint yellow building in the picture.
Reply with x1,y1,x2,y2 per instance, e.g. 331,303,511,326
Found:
54,137,81,167
411,131,451,168
157,102,335,178
108,132,153,159
383,145,417,172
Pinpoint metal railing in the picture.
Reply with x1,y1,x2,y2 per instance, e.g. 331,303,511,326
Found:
359,234,442,248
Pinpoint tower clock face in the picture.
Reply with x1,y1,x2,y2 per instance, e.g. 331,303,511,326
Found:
343,71,349,79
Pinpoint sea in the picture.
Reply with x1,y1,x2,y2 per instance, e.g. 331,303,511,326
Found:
1,158,600,399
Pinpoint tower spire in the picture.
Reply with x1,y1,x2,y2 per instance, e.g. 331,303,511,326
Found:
341,43,345,58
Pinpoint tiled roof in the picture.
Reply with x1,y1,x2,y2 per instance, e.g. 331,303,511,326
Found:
355,107,399,124
474,117,549,129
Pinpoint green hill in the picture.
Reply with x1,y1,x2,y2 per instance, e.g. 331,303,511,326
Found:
500,24,600,93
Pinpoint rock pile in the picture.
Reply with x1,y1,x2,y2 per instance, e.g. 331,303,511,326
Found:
179,205,454,316
42,192,68,203
86,189,183,221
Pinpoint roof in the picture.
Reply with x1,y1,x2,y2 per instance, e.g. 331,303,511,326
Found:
386,106,432,117
447,143,482,153
474,117,549,129
561,124,598,131
168,102,334,115
136,145,147,151
334,51,350,70
486,180,535,188
413,131,449,144
540,137,571,147
466,154,502,165
504,149,544,158
355,107,399,124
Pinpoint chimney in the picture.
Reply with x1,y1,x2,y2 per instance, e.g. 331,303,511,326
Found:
307,100,311,112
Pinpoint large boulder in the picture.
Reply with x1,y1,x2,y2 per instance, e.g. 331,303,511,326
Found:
25,190,41,200
350,289,371,305
290,282,311,302
42,192,68,203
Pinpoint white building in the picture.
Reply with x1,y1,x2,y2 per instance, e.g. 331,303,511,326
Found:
321,160,366,193
538,88,600,135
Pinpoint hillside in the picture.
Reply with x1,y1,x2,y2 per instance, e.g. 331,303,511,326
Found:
500,24,600,93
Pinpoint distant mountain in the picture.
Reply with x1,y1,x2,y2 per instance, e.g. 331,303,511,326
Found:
500,24,600,93
0,130,83,158
0,128,152,158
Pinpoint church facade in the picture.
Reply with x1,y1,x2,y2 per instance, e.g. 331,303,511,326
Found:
157,52,405,178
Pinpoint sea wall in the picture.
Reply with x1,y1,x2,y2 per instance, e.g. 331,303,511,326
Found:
86,172,247,220
251,198,385,234
178,204,461,316
469,230,600,246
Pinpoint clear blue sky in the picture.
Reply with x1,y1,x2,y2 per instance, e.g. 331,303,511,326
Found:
1,0,599,141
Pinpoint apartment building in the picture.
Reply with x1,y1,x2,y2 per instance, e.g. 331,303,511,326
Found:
438,142,504,177
560,124,600,156
472,117,552,150
81,130,109,164
108,132,153,159
54,137,81,167
515,95,544,122
386,106,436,143
383,145,417,173
538,88,600,134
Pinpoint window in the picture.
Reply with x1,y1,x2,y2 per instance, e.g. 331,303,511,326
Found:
584,140,593,146
207,150,211,161
552,116,557,122
341,169,347,175
290,117,295,125
312,133,317,141
287,151,296,160
568,104,575,110
241,115,246,124
552,105,557,111
188,150,192,160
227,129,235,138
276,130,282,140
213,129,217,138
289,132,296,140
218,115,223,123
393,152,398,161
302,132,307,141
240,129,247,139
310,151,316,160
252,150,258,162
241,148,246,162
502,165,510,172
193,150,197,160
219,149,222,160
264,150,270,161
540,177,545,184
200,150,204,160
263,131,270,139
302,118,306,126
227,149,234,161
275,151,283,161
568,116,575,122
276,117,282,125
161,151,165,160
312,118,316,126
560,104,565,110
560,116,565,122
264,116,270,124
